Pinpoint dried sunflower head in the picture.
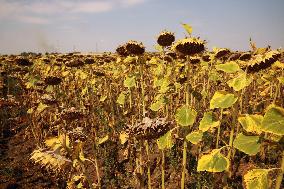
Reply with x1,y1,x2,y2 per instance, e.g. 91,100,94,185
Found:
214,48,231,59
41,94,57,105
190,57,201,64
202,54,211,62
163,55,173,63
116,44,129,57
165,52,177,59
125,40,145,55
172,37,205,56
44,76,62,85
246,50,280,73
65,59,84,67
15,58,33,66
228,53,241,61
239,52,252,61
126,117,172,140
0,95,19,108
68,127,87,142
61,107,85,122
157,31,175,47
84,58,95,65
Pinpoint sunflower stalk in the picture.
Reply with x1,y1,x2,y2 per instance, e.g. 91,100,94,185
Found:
275,151,284,189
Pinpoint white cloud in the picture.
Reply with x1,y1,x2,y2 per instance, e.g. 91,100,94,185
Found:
16,15,50,24
121,0,146,7
0,0,147,24
70,1,114,13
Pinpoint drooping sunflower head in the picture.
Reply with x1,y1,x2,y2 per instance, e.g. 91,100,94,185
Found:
44,76,62,85
125,40,145,55
15,58,33,66
190,56,201,64
116,44,129,57
202,54,211,62
65,59,84,67
126,117,172,140
246,50,281,73
239,52,252,61
228,53,241,61
171,37,205,56
214,48,231,59
157,30,175,47
41,94,57,105
61,107,85,122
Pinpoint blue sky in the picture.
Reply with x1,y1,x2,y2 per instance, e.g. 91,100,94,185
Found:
0,0,283,54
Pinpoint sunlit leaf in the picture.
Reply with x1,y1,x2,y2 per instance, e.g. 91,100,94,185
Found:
243,169,269,189
233,133,260,155
150,97,165,112
157,131,173,150
117,92,126,105
124,76,136,88
199,112,220,132
227,72,252,91
277,77,284,85
238,114,263,134
210,91,238,109
27,108,34,114
197,149,229,172
215,61,240,73
99,95,107,102
36,102,49,113
81,87,88,96
75,70,88,80
119,132,128,145
208,70,221,82
175,105,197,127
97,135,109,145
45,85,54,93
62,71,69,77
79,146,86,162
186,130,203,144
25,76,40,89
264,133,283,142
181,23,193,35
153,64,165,77
273,61,284,69
154,44,163,52
261,104,284,135
159,78,170,93
124,56,137,64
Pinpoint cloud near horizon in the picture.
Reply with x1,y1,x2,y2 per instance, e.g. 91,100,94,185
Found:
0,0,147,24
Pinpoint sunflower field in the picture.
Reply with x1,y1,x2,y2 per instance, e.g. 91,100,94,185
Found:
0,24,284,189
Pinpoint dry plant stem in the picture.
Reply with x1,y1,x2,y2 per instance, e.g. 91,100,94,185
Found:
273,82,280,104
186,57,192,106
77,142,93,187
181,57,192,189
138,58,149,184
228,91,241,161
181,140,187,189
90,118,101,188
161,149,165,189
203,77,207,108
145,140,152,189
139,60,146,117
62,121,71,154
92,146,101,188
275,151,284,189
216,108,223,149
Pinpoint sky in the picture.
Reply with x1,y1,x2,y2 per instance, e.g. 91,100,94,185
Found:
0,0,284,54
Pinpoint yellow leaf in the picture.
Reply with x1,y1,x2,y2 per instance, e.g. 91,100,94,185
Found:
181,23,193,35
97,135,109,145
120,132,128,144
